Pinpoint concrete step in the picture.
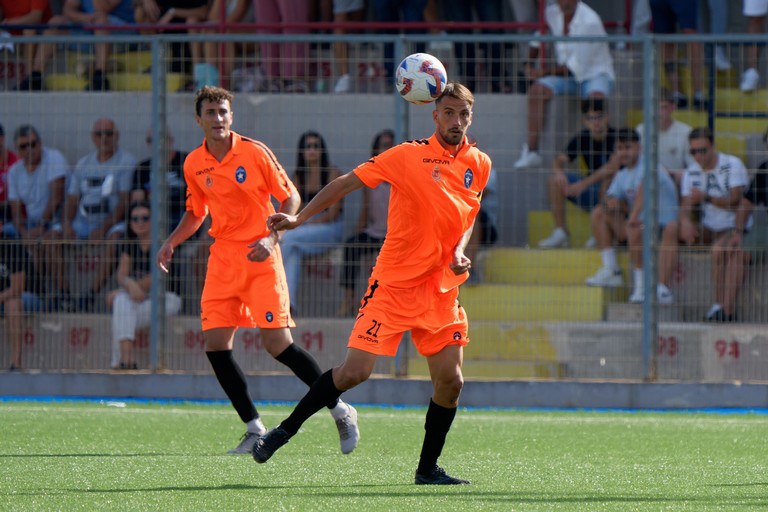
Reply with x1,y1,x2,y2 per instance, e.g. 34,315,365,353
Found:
483,247,630,285
527,203,593,248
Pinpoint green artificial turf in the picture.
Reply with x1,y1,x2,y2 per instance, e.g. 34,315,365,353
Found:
1,401,767,511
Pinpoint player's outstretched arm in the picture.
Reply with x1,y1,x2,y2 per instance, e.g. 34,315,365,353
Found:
157,211,206,273
269,172,365,231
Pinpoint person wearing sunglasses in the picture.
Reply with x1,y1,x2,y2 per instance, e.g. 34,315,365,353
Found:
678,127,753,322
107,201,181,370
156,86,359,456
62,118,137,312
279,131,344,316
6,125,69,308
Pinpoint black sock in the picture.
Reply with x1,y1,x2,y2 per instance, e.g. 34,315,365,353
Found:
275,344,339,409
281,370,343,436
417,399,457,474
206,350,258,424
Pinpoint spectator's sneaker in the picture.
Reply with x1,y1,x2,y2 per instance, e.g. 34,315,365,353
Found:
628,287,644,303
584,236,597,248
704,304,723,322
333,404,360,454
741,68,760,93
251,427,291,463
228,418,267,454
334,73,351,93
692,93,709,111
714,46,731,71
513,144,543,169
415,465,470,485
657,284,674,305
585,267,623,288
17,71,43,91
672,91,688,109
538,228,569,249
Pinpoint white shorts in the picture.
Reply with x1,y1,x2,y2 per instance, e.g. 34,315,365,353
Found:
744,0,768,17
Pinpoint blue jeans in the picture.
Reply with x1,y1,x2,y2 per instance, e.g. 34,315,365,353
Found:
280,219,344,308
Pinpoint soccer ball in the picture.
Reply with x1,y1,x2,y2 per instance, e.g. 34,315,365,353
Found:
395,53,448,105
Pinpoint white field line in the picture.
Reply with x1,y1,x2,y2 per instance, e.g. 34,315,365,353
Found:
1,404,767,428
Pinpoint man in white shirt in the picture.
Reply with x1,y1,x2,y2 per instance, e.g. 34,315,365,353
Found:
678,127,752,322
513,0,615,169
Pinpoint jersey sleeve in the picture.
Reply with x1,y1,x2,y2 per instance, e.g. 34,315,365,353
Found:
183,154,208,217
353,146,400,189
257,143,296,203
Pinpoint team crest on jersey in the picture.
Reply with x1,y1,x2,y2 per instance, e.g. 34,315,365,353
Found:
453,331,462,341
235,166,247,183
464,169,473,188
432,166,441,182
266,311,274,322
205,175,213,188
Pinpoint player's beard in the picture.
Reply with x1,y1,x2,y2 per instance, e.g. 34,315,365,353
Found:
442,128,464,146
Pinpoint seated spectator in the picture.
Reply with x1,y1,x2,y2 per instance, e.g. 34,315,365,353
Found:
107,200,181,370
332,0,365,93
538,97,619,248
255,0,311,93
18,0,135,91
678,127,752,322
443,0,504,93
513,0,615,169
0,0,53,86
635,88,692,185
63,118,137,310
0,123,19,226
336,129,393,317
746,126,768,208
280,130,344,314
606,129,680,303
0,224,42,371
740,0,766,93
6,125,68,303
130,125,188,234
193,0,255,90
649,0,705,108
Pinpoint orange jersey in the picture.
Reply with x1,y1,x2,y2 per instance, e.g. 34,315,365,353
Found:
353,134,491,291
184,131,297,242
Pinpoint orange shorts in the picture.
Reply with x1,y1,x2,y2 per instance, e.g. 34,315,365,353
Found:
348,278,469,357
200,240,295,331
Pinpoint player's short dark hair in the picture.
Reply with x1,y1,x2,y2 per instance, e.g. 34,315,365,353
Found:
436,82,474,107
689,126,714,143
581,96,606,114
194,86,233,116
616,127,640,143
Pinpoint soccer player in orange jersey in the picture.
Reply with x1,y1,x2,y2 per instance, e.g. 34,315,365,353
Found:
255,82,491,485
156,86,359,455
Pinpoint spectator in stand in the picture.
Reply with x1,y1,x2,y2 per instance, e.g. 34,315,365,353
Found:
703,0,731,71
635,88,693,184
107,200,181,370
371,0,428,82
584,128,679,296
254,0,311,93
18,0,135,91
0,0,53,87
281,130,344,314
741,0,767,92
193,0,255,90
6,125,68,304
442,0,504,93
513,0,614,169
336,129,393,317
649,0,706,109
0,123,19,227
63,118,137,311
538,97,619,249
746,126,768,209
678,127,752,322
331,0,365,93
0,226,42,371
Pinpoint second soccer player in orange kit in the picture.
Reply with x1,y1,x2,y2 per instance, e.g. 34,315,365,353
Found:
254,82,492,485
156,86,359,455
